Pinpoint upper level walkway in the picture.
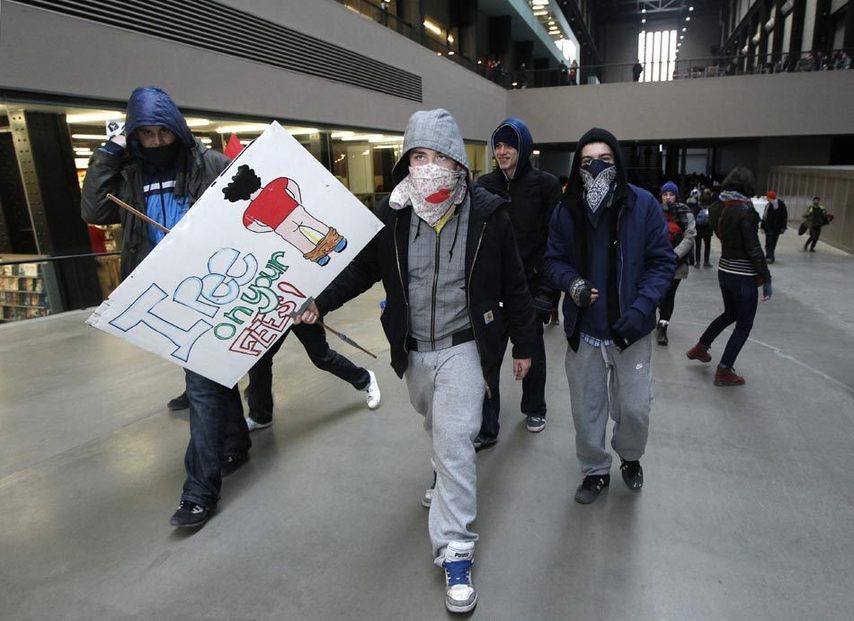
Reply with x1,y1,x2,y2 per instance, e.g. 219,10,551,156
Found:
1,230,852,620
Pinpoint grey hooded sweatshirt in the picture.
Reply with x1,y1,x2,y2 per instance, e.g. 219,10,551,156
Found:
393,109,472,349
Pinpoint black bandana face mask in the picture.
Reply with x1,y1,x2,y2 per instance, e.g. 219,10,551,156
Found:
140,141,180,168
579,159,617,224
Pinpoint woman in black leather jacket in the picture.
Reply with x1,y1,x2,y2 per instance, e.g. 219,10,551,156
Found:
685,167,772,386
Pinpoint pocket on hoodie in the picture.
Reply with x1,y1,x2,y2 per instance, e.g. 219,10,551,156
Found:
470,300,506,343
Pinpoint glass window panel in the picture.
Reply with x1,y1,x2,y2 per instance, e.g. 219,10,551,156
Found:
645,32,655,82
669,30,677,80
652,31,662,81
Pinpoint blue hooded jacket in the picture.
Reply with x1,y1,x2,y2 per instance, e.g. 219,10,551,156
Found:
82,87,230,277
124,86,194,156
489,116,534,178
544,127,675,350
123,87,195,246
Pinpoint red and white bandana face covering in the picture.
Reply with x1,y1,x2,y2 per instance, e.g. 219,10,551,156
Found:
389,163,467,226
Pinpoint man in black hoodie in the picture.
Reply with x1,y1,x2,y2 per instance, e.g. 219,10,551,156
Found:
475,117,561,448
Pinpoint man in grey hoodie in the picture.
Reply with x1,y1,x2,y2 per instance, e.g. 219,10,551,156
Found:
294,109,535,614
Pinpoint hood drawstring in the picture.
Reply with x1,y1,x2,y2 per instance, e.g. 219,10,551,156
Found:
448,209,462,262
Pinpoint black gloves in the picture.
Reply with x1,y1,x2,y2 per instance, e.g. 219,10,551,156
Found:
612,308,646,344
531,277,560,324
569,277,595,307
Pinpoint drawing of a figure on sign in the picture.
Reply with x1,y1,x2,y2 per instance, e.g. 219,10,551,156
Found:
222,164,347,266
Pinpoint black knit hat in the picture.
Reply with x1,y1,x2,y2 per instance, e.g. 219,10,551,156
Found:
564,127,628,212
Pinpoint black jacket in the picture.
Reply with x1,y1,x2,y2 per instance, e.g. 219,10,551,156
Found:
710,200,771,284
761,199,788,234
315,184,536,379
81,87,230,280
81,139,229,279
477,166,562,312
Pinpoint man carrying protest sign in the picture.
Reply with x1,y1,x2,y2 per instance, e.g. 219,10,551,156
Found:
81,86,246,529
294,109,536,614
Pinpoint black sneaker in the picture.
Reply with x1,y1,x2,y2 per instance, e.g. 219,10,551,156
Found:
526,416,546,433
620,459,643,490
221,452,249,477
170,500,211,528
574,474,610,504
473,433,498,452
167,391,189,411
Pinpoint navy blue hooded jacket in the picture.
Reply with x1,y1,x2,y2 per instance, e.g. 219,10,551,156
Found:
81,87,230,278
544,127,675,350
477,117,562,311
123,86,194,157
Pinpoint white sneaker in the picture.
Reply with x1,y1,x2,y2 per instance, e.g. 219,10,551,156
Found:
364,370,381,410
443,541,477,613
421,469,437,508
245,416,272,432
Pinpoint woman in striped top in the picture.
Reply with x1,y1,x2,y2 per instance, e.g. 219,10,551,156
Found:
685,167,772,386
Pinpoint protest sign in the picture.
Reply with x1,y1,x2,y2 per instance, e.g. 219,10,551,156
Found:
87,122,383,387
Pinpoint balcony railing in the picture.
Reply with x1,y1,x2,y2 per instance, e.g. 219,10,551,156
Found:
501,49,854,89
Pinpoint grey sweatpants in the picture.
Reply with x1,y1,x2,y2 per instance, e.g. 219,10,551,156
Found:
405,341,485,566
565,334,653,476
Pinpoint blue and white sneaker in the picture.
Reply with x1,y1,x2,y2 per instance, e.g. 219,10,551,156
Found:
442,541,477,613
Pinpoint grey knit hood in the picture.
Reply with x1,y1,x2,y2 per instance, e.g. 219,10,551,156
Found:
392,108,470,184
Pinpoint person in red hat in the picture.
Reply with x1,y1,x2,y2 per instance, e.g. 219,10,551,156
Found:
760,190,788,263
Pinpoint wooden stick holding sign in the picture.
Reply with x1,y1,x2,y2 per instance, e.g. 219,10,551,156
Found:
289,298,378,359
105,193,378,359
107,193,170,234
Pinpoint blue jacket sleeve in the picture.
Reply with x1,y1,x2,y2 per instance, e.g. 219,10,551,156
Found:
543,206,581,291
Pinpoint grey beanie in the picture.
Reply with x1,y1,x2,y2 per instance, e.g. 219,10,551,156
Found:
392,108,469,184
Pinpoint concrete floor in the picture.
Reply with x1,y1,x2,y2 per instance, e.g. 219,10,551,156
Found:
1,231,853,621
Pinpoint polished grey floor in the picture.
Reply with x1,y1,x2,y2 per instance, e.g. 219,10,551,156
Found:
2,231,853,621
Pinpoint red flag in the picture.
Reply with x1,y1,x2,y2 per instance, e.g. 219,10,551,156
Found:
223,133,243,160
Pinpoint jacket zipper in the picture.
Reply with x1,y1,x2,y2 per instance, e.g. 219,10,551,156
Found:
158,177,167,234
393,217,410,352
616,204,624,313
430,230,440,347
467,222,491,399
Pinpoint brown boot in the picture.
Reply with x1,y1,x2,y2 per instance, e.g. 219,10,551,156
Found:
714,366,745,386
686,343,711,363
